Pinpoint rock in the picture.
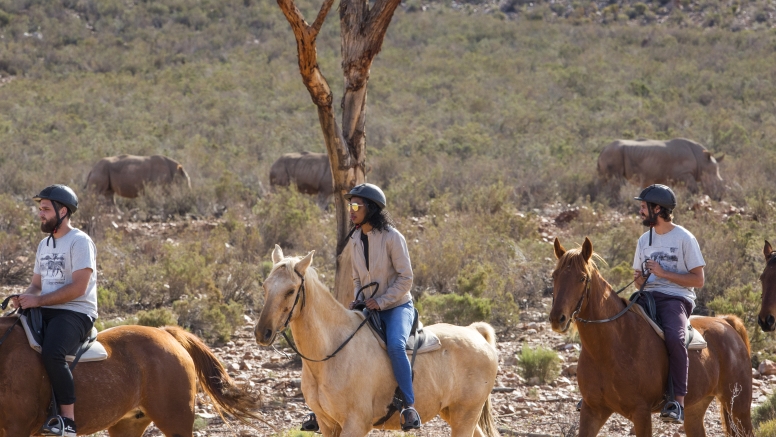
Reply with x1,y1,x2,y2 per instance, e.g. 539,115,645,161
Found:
227,362,241,373
562,364,578,376
759,359,776,376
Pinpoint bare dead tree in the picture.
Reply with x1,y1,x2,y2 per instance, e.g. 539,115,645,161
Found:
276,0,402,304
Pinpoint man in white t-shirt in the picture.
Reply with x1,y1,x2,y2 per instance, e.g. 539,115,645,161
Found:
632,184,705,426
13,185,98,437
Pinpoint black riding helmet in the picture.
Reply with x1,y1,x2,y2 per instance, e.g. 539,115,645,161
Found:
634,184,677,211
33,184,79,248
635,184,676,246
345,183,386,209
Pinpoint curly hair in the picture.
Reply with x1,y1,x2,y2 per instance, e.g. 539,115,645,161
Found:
360,199,396,232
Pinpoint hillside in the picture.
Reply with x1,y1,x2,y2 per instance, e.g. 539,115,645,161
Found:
2,0,776,432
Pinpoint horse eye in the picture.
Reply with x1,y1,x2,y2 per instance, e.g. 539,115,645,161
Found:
285,289,295,297
580,276,587,283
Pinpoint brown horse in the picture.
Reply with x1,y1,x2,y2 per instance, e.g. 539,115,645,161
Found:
0,321,263,436
549,237,753,437
757,240,776,331
254,246,500,437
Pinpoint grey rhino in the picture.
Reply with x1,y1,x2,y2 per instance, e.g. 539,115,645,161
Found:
269,152,334,208
597,138,725,199
85,154,191,202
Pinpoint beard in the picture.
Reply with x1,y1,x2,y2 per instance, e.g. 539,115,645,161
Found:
641,215,657,227
40,216,58,233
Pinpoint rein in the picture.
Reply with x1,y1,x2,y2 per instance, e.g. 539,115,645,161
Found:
277,270,372,363
571,275,647,324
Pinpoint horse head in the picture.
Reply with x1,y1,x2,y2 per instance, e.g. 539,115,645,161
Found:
758,240,776,332
549,237,596,333
254,245,314,346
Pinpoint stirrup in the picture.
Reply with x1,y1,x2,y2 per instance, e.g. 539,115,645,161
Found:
400,407,421,431
576,398,583,411
301,412,320,433
39,415,65,436
660,401,684,424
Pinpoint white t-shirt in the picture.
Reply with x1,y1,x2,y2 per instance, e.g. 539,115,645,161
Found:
33,228,98,319
632,224,705,308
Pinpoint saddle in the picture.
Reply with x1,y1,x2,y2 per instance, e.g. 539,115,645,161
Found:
356,307,441,355
18,309,108,363
629,292,707,350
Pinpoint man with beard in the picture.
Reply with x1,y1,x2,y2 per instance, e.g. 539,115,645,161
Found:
632,184,705,426
13,185,97,437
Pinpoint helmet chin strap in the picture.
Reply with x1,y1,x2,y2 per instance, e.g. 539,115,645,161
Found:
46,200,65,249
646,203,658,246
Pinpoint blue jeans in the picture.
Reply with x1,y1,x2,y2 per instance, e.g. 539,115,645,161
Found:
378,301,415,406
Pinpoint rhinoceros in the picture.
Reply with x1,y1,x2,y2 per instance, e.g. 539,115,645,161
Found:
85,154,191,203
597,138,725,199
269,152,334,208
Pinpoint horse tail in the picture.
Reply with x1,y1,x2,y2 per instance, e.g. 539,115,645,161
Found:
469,321,496,347
161,326,272,430
719,315,751,356
478,396,501,437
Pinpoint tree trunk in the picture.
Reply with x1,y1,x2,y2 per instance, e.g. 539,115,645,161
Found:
276,0,401,305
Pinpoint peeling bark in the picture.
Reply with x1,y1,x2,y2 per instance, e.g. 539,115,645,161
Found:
276,0,401,302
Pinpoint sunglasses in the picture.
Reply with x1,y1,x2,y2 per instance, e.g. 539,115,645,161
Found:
348,202,365,212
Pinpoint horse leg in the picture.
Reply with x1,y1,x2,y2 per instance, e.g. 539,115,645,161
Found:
338,416,371,437
446,406,485,437
683,397,713,437
578,403,612,437
107,415,153,437
718,391,754,437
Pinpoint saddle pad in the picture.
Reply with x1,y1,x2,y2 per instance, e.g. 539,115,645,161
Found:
630,305,707,350
356,312,442,354
19,314,108,362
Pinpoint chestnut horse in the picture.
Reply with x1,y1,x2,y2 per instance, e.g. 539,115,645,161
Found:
757,240,776,331
550,237,752,437
254,246,500,437
0,321,262,436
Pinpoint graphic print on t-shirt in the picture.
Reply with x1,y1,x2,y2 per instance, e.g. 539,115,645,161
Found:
644,246,679,274
40,252,66,286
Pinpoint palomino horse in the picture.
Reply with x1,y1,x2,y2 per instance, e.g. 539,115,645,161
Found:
0,321,261,436
550,237,752,437
757,240,776,331
254,246,500,437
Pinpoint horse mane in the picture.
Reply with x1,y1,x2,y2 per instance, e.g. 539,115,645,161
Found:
555,246,606,277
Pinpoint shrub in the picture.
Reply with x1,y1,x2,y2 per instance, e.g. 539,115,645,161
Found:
517,343,561,384
136,308,178,327
174,298,244,344
759,419,776,437
416,293,492,325
754,393,776,428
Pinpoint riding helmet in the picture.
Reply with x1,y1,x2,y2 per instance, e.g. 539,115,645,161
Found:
344,183,386,209
33,184,79,214
634,184,676,211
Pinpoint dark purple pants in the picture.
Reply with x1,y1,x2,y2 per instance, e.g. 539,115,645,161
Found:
652,292,693,397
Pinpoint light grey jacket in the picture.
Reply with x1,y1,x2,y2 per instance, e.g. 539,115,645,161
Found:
350,226,413,310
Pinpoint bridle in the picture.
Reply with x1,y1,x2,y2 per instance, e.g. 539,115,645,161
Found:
274,268,372,363
563,272,645,325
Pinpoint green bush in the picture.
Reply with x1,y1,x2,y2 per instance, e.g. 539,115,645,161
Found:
754,393,776,428
758,419,776,437
174,298,244,343
416,293,492,325
517,344,561,384
136,308,178,327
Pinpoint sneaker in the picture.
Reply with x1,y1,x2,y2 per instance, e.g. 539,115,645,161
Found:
41,416,76,437
400,407,421,431
300,412,319,433
660,401,684,424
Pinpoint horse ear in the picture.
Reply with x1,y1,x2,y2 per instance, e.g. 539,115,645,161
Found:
296,250,315,275
581,237,593,262
553,238,566,259
765,240,774,260
272,245,284,264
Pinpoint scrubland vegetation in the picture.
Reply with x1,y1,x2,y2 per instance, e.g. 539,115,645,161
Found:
1,0,776,364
